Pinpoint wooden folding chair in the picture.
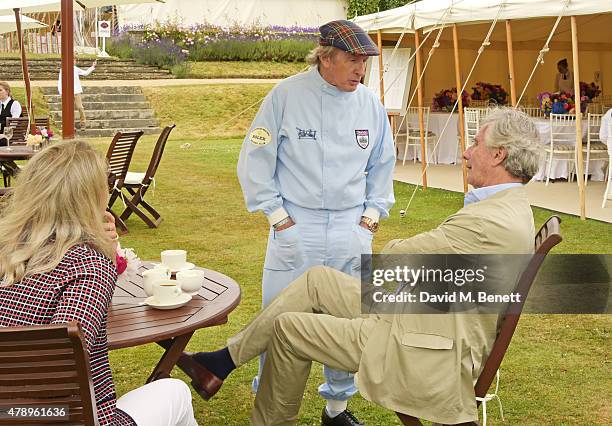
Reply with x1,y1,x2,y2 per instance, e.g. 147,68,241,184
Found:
4,117,30,145
106,130,143,234
118,124,175,228
396,216,562,426
0,322,98,426
34,116,51,130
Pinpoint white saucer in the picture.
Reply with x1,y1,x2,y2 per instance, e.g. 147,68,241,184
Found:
144,293,192,310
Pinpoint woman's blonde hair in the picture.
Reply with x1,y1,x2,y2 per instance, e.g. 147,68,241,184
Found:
0,140,114,286
0,81,11,95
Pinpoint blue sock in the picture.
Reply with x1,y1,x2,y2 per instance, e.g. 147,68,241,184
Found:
192,347,235,380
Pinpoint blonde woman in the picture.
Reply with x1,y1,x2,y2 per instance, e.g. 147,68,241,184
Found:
0,141,197,426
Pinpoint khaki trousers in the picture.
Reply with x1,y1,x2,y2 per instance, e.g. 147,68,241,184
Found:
227,266,376,426
74,94,86,125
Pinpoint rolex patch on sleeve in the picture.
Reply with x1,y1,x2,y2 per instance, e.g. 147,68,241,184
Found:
249,127,272,146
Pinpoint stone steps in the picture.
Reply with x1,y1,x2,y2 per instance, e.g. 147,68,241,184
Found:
47,101,152,110
51,109,155,120
43,85,161,137
41,86,142,95
57,118,159,129
45,93,148,103
76,127,161,138
0,58,173,80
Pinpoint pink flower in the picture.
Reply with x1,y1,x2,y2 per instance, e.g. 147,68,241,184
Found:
116,254,128,275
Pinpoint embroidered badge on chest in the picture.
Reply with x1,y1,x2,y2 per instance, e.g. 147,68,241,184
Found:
296,127,317,140
355,129,369,149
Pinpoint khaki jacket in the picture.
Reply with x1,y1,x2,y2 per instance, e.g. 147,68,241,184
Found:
355,187,535,424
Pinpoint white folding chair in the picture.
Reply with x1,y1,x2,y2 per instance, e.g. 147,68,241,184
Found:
470,99,489,108
544,114,577,186
603,118,612,208
518,106,545,118
399,107,436,166
588,103,605,115
583,113,608,186
453,107,481,162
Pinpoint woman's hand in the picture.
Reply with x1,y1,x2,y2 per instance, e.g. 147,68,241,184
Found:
103,211,119,250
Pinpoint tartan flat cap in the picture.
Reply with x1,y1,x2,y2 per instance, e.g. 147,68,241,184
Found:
319,20,379,56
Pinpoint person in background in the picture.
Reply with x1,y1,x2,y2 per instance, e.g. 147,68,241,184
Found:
215,19,395,426
0,140,198,426
0,81,22,142
58,57,96,129
555,58,574,93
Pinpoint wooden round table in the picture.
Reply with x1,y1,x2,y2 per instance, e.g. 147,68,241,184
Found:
108,262,241,383
0,146,35,161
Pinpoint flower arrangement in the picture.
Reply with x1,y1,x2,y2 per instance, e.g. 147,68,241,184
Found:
26,133,43,147
432,87,471,112
537,92,574,115
471,82,508,105
579,81,601,101
116,242,141,285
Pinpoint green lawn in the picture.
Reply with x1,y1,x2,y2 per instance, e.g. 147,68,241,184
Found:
14,81,611,425
186,61,308,79
101,134,610,425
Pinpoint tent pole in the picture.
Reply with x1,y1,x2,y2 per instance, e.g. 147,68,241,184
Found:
414,29,428,189
452,24,468,193
14,8,34,126
61,0,75,139
570,16,585,220
377,30,385,105
505,20,517,107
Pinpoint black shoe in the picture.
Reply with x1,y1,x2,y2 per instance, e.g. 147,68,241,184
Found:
321,408,364,426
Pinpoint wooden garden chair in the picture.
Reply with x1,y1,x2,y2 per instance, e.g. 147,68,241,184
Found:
1,117,30,186
106,130,143,234
4,117,29,145
396,215,562,426
118,124,175,228
0,322,98,426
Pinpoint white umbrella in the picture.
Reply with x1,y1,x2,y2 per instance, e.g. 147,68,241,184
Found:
0,14,46,35
0,0,163,138
0,0,163,14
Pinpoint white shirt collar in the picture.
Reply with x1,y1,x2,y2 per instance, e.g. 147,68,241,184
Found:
464,183,523,206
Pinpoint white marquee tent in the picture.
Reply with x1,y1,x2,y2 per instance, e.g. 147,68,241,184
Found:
354,0,612,219
117,0,348,29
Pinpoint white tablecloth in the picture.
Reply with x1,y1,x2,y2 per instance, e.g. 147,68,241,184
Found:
396,112,460,164
532,118,607,181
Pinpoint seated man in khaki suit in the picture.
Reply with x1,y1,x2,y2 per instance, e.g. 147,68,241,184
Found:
180,107,543,425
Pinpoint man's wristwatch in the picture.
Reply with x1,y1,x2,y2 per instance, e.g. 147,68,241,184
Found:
360,216,379,233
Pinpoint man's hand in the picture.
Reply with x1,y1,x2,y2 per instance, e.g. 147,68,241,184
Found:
275,217,296,231
359,220,370,230
93,60,97,67
103,211,119,249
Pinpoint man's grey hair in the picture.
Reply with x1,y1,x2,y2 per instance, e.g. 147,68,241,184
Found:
306,45,338,66
479,107,543,182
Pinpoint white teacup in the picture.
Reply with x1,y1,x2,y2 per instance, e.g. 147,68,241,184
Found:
161,249,187,271
153,264,170,276
176,269,205,294
143,268,170,296
152,280,183,305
